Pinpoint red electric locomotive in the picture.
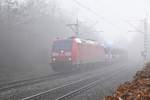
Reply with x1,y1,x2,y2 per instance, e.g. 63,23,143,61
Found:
51,37,106,72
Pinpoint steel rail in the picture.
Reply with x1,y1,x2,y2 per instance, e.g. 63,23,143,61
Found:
0,72,65,92
21,65,126,100
55,67,127,100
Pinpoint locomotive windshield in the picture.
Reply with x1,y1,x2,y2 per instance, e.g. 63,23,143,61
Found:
52,40,72,51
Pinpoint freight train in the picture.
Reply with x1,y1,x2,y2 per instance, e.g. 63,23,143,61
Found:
50,37,127,72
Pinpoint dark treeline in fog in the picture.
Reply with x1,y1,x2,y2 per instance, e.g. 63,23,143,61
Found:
0,0,98,79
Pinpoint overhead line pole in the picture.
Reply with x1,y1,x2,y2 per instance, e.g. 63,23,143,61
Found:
67,18,80,37
127,14,148,63
143,15,148,62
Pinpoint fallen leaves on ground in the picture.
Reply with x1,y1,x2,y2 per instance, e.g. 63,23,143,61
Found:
105,62,150,100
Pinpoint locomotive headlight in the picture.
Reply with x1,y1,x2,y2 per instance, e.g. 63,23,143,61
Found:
68,57,72,61
52,58,56,61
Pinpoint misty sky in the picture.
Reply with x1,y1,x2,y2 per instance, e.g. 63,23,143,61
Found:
18,0,150,43
57,0,150,43
14,0,150,57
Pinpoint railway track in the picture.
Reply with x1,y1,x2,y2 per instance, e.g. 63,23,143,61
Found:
0,66,103,93
56,68,128,100
0,63,113,93
21,65,128,100
0,72,69,92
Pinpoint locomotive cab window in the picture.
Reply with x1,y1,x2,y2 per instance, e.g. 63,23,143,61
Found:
52,40,72,52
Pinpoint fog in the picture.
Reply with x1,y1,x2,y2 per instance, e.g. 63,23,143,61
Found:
58,0,150,62
0,0,99,77
0,0,149,78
